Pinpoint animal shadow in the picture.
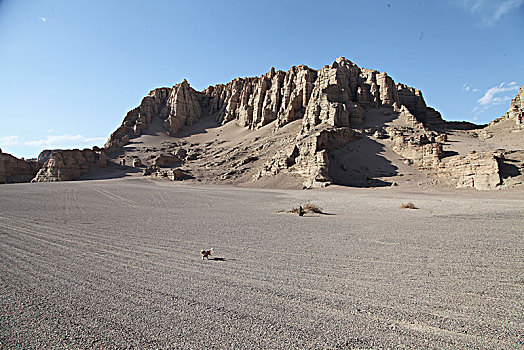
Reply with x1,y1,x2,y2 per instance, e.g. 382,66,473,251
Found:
210,257,236,262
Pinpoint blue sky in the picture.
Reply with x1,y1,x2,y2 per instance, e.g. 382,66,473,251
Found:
1,0,523,158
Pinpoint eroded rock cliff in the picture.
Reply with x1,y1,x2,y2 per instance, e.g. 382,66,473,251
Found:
105,57,445,150
490,84,524,128
0,150,39,184
104,57,458,188
32,148,106,182
3,59,519,189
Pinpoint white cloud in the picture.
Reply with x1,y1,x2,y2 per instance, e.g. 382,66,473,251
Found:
462,83,480,93
23,134,106,148
1,134,105,153
492,0,524,22
456,0,524,26
0,135,20,146
477,81,519,106
39,17,47,22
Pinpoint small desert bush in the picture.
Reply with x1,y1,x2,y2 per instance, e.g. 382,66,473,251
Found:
400,202,417,209
303,201,324,213
282,201,324,214
286,207,299,214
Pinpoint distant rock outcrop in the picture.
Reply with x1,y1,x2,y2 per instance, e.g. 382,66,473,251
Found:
255,127,362,188
105,80,204,148
490,84,524,128
32,148,106,182
0,150,39,184
105,57,453,188
105,57,445,151
3,58,519,189
435,151,502,190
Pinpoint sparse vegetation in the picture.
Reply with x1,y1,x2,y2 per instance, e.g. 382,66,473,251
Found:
280,201,324,215
400,202,418,209
303,201,324,213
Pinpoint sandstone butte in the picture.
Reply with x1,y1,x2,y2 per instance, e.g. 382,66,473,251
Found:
1,57,523,190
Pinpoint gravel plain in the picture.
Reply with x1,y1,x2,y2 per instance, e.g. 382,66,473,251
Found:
1,178,523,349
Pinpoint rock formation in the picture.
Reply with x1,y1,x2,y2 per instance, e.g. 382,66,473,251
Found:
0,150,39,184
105,80,204,148
3,58,521,190
255,127,362,188
490,84,524,128
435,151,502,190
32,148,106,182
104,57,456,188
105,57,445,151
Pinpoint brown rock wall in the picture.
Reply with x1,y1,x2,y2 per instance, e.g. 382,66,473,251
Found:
32,148,107,182
255,127,361,188
0,151,39,184
436,152,502,190
106,57,445,150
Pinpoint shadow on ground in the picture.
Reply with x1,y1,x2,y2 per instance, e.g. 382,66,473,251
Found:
328,136,397,188
208,257,237,262
79,162,142,181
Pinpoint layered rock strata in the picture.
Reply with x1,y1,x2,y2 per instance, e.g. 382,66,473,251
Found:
390,130,444,169
435,151,502,190
105,57,445,150
255,127,362,188
0,151,39,184
104,57,451,187
101,57,520,189
32,148,106,182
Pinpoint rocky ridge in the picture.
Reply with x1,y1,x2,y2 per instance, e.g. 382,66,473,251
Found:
106,58,445,151
32,148,107,182
490,83,524,128
105,57,464,188
0,150,39,184
2,58,522,189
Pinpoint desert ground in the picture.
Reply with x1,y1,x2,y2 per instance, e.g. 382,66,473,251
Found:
1,178,523,349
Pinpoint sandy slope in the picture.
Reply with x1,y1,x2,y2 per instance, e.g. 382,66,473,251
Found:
96,103,524,192
1,179,523,349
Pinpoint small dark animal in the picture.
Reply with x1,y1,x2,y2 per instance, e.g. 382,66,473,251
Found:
200,248,213,260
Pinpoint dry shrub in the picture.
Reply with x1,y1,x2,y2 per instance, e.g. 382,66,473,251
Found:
281,201,324,214
400,202,418,209
303,201,324,213
288,207,300,214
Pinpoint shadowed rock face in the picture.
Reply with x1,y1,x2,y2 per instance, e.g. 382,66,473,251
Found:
105,57,445,150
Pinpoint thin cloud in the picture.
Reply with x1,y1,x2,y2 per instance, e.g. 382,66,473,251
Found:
39,17,47,22
23,134,106,148
492,0,524,23
462,83,480,93
477,81,519,106
456,0,524,26
0,135,20,147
